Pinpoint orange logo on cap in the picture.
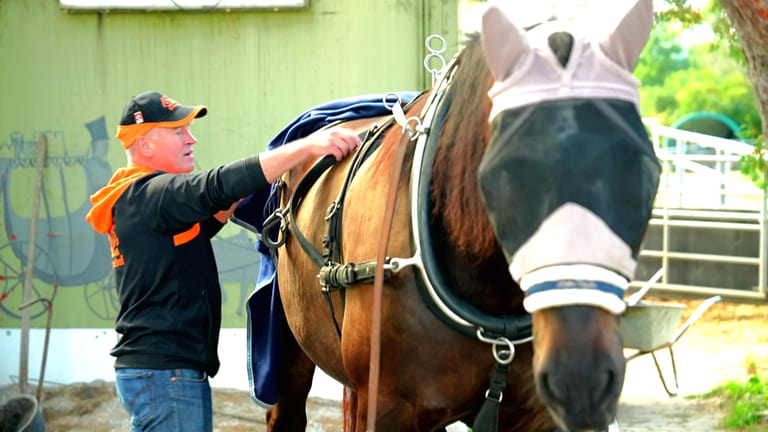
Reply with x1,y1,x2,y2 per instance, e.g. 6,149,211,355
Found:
161,95,180,111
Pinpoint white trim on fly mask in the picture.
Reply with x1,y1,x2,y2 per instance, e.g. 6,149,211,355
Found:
509,202,638,283
520,264,628,314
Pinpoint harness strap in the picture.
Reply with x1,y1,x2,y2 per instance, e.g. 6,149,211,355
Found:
259,180,287,250
289,144,372,338
284,154,338,267
315,122,388,308
472,361,511,432
318,260,386,290
321,121,389,268
366,126,414,432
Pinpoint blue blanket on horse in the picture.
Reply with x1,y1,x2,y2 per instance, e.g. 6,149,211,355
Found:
232,91,419,407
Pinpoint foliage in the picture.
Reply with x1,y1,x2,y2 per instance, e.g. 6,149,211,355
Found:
699,375,768,430
699,0,746,65
740,134,767,190
634,23,690,89
635,7,761,133
687,0,768,189
643,1,768,191
656,0,705,26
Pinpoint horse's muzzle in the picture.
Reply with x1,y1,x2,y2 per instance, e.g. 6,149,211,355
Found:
531,305,626,432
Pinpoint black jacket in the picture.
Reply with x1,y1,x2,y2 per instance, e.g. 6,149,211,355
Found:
87,156,269,376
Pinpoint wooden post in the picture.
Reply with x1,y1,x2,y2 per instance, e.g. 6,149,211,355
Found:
19,133,47,394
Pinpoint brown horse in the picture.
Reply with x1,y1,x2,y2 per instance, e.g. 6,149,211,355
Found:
264,1,658,431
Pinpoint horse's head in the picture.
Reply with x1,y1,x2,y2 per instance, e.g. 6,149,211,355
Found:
477,1,659,430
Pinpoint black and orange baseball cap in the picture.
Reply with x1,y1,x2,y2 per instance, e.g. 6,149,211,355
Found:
116,91,208,149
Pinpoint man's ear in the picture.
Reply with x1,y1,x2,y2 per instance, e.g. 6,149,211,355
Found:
133,135,153,157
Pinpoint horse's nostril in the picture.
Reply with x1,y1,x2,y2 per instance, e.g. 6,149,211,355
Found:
537,371,560,403
600,370,616,401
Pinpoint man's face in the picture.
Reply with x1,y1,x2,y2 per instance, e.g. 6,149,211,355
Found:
144,124,197,173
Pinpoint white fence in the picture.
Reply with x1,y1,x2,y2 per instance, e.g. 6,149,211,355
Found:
634,121,767,300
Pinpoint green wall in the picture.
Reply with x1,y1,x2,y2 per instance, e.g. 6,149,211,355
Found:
0,0,459,328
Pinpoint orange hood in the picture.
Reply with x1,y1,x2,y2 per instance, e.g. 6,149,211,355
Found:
85,164,155,234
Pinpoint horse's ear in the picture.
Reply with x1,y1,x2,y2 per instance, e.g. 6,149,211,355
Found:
597,0,654,70
481,4,529,82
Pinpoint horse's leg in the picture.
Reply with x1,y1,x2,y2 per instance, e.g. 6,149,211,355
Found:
266,326,316,432
365,398,449,432
351,390,420,432
342,386,357,432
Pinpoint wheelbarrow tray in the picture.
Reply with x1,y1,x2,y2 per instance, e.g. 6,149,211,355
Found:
618,295,721,397
620,301,686,351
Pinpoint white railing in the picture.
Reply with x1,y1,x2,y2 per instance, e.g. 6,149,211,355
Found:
635,121,767,300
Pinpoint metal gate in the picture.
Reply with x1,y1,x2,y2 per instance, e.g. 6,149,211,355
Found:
633,121,767,301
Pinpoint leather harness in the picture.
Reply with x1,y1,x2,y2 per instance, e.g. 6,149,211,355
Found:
262,70,534,431
260,96,422,335
261,72,533,344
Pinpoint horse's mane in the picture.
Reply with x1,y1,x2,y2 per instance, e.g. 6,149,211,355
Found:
431,33,497,260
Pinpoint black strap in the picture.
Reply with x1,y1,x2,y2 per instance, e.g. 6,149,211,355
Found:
286,154,339,268
259,180,287,250
318,124,393,338
472,362,510,432
321,123,383,265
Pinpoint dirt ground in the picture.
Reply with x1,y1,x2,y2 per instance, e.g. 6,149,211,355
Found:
1,296,766,432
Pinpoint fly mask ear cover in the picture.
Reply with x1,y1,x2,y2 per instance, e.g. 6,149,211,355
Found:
477,0,660,314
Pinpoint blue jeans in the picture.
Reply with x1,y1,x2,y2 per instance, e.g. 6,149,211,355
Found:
115,368,212,432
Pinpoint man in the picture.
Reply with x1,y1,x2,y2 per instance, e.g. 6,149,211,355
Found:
85,91,360,431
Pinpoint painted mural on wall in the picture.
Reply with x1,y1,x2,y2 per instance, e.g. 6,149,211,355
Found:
0,117,260,328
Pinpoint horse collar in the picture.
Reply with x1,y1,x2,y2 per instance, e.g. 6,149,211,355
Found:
393,65,534,344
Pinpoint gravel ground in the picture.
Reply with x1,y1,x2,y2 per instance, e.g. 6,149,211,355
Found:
1,297,765,432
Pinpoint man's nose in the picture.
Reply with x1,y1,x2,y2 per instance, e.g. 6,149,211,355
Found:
185,130,197,144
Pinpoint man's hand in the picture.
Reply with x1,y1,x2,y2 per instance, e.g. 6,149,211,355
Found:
305,127,362,161
259,127,362,183
214,199,242,224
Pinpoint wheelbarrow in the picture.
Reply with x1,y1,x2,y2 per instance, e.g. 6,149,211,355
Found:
619,270,722,396
0,393,46,432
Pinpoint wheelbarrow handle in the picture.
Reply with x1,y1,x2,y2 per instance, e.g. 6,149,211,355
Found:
670,295,722,345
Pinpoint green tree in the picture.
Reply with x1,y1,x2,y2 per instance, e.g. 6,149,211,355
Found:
635,24,689,88
636,2,761,136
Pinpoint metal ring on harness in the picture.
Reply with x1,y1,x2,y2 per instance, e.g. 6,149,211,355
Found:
388,100,424,138
425,34,447,54
325,201,340,221
424,34,447,85
261,209,288,249
382,92,402,111
476,328,528,365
